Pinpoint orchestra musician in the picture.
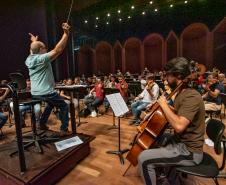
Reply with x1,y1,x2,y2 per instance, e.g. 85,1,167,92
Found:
202,73,224,112
0,87,10,131
25,22,71,136
59,78,79,116
115,75,129,102
106,75,117,88
130,74,159,126
138,57,205,185
84,78,104,117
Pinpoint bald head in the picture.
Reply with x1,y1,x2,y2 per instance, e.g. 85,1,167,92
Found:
30,41,46,54
218,73,225,82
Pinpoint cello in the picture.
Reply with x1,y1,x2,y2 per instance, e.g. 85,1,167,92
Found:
126,81,185,166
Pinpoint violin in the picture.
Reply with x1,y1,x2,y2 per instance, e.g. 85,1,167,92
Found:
203,79,219,92
0,88,6,96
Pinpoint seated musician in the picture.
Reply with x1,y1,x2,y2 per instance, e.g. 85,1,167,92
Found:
138,57,205,185
25,22,71,136
84,78,104,117
142,67,150,76
103,76,110,87
74,77,83,85
202,73,224,111
106,75,117,88
59,78,78,116
218,73,225,86
116,69,123,76
0,87,10,131
115,75,129,102
9,77,41,127
130,74,159,126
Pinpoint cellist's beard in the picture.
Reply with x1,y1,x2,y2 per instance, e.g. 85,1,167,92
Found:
168,81,177,90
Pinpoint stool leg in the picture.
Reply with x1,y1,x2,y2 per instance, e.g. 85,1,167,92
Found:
213,177,219,185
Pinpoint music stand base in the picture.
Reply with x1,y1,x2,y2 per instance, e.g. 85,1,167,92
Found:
107,124,118,130
106,149,129,165
10,134,59,157
77,121,88,127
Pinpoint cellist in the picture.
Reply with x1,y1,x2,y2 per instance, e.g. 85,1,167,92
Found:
138,57,205,185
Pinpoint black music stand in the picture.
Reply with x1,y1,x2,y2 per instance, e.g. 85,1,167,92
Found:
105,93,129,165
55,85,90,134
104,88,120,130
75,86,89,127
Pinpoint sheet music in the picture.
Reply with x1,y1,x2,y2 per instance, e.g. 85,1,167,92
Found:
106,93,129,117
55,136,83,152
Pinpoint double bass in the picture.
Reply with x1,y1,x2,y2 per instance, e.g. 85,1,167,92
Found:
126,81,184,166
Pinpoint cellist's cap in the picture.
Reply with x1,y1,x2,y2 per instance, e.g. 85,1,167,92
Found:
164,57,191,79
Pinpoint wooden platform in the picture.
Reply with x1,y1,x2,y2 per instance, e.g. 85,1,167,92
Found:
0,133,94,185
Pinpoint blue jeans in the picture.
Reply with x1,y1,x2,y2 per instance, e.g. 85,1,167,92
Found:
84,95,103,112
0,112,8,129
33,92,69,131
131,101,149,120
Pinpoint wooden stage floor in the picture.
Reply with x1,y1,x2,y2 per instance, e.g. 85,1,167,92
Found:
1,111,226,185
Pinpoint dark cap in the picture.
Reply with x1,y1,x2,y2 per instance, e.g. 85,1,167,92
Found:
164,57,191,79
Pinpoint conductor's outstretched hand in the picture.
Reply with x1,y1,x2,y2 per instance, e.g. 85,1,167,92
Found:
62,23,70,35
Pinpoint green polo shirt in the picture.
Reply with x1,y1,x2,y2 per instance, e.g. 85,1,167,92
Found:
25,53,55,95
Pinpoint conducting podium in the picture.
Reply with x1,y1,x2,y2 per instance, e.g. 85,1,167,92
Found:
106,93,129,165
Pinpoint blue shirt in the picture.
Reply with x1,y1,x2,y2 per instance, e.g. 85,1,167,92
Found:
25,53,55,95
206,82,225,105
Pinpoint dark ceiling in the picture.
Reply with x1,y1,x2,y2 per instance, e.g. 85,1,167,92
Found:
55,0,226,46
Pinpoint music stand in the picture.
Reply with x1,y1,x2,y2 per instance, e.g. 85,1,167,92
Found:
104,88,120,130
74,86,89,127
106,93,129,165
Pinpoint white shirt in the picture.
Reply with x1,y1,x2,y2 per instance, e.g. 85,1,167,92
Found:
140,83,159,103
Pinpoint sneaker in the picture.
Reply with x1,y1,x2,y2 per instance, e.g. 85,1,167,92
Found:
129,119,137,125
38,124,49,131
134,120,141,126
59,129,71,137
91,110,97,117
129,118,138,125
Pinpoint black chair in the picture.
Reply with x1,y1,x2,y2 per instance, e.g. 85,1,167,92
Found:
176,119,226,185
205,99,223,122
206,109,222,122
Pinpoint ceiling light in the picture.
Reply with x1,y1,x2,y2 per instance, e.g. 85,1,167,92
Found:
131,5,135,10
106,22,109,25
128,16,131,19
96,17,99,20
149,1,153,5
107,13,110,17
95,25,98,28
170,4,173,8
84,20,88,23
118,10,121,13
184,1,188,4
154,8,158,12
119,18,122,22
142,11,146,15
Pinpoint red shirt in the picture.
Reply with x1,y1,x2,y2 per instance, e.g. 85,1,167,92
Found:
95,84,104,100
116,82,128,98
